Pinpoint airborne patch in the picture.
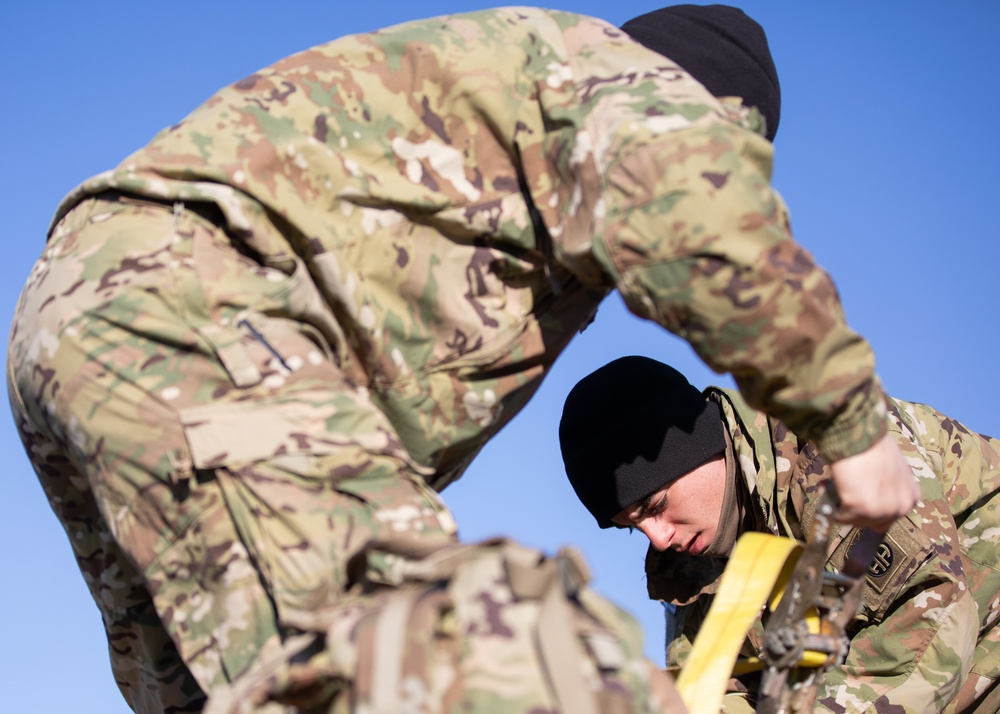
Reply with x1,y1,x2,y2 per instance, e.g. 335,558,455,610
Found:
845,530,906,595
828,521,927,616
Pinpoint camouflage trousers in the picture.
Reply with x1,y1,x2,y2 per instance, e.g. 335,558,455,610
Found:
7,196,459,713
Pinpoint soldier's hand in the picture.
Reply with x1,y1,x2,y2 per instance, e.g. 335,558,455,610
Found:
829,434,919,532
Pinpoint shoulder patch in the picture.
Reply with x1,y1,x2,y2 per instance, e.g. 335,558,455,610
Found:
828,520,932,618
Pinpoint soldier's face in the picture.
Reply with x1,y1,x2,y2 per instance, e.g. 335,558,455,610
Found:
610,454,726,556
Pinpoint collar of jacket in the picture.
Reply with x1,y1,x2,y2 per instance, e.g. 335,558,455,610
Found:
706,387,786,534
711,388,844,546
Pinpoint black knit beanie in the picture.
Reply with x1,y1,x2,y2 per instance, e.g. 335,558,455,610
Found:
559,356,725,528
621,4,781,141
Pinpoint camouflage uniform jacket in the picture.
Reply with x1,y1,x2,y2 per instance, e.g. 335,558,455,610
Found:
646,388,1000,713
48,7,886,489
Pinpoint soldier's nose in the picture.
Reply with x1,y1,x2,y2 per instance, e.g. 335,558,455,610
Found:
642,522,674,552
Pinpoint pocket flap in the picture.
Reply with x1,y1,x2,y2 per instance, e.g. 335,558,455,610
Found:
179,396,340,468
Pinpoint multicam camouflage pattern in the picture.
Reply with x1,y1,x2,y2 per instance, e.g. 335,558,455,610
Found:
8,197,459,711
46,7,884,470
10,5,895,712
646,388,1000,713
203,539,684,714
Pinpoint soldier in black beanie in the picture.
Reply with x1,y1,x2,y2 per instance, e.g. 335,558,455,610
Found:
558,355,1000,712
559,356,736,556
560,356,724,528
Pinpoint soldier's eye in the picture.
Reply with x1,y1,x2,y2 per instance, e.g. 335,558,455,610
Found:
648,495,668,515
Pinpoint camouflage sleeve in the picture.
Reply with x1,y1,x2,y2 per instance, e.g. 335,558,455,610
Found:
813,405,986,712
816,582,977,713
816,537,978,710
520,14,886,460
591,119,886,461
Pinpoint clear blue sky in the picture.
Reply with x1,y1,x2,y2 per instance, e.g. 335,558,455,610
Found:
2,2,997,711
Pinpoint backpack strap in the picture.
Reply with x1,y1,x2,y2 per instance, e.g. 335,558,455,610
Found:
368,589,421,714
537,564,600,714
364,539,605,714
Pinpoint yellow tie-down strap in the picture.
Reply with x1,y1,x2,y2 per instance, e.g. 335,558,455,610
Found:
674,532,826,714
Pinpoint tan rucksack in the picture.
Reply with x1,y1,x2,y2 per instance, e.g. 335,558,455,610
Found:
204,537,684,714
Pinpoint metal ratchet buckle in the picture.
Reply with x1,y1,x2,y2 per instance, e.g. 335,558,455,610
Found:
756,482,883,714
